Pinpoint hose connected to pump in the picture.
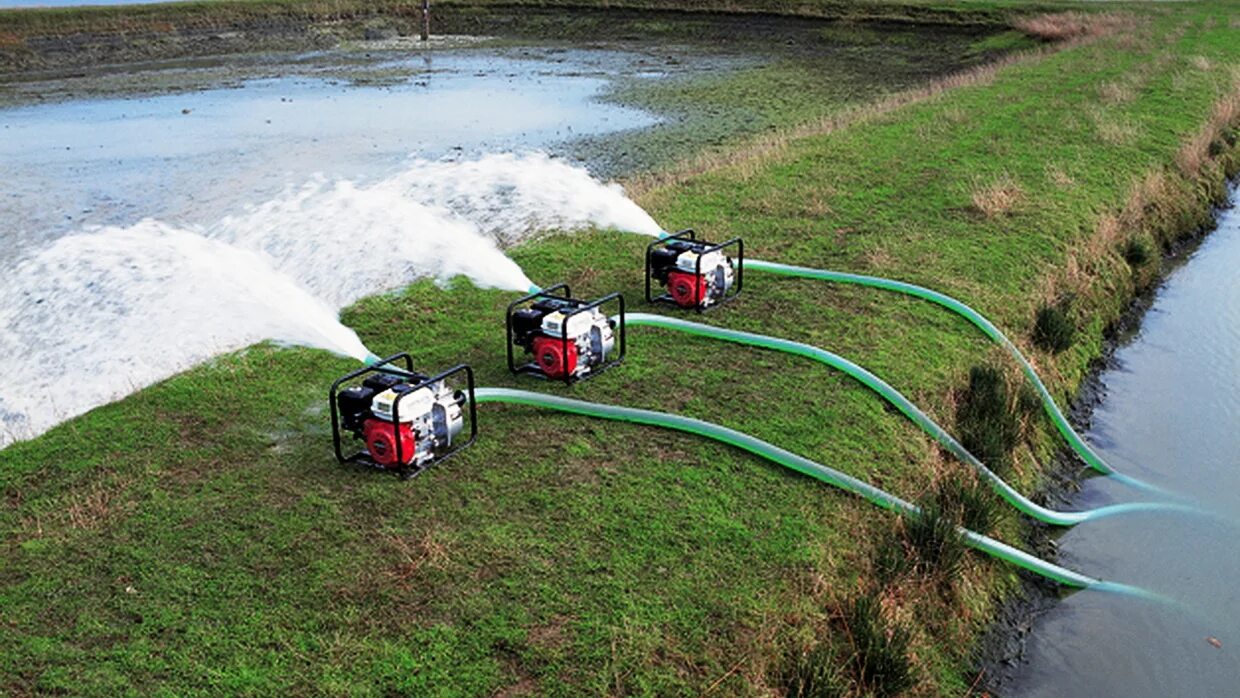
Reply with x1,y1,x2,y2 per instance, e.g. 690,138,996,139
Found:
472,387,1163,598
621,313,1184,526
743,258,1153,490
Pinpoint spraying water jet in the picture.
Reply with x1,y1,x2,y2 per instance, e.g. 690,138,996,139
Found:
0,223,375,446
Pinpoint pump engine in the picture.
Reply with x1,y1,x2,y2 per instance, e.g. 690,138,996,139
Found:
506,284,625,384
329,357,476,478
646,229,743,311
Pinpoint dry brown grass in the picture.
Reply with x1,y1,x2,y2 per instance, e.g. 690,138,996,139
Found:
1122,171,1172,229
1191,55,1214,72
1091,108,1141,146
1013,11,1136,42
0,31,22,49
382,528,450,587
799,193,833,218
859,245,895,272
64,484,122,530
1175,88,1240,177
1099,80,1136,105
18,477,135,542
969,174,1023,218
1046,163,1075,188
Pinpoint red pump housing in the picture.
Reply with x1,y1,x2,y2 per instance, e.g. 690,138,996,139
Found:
362,419,417,468
667,270,709,308
532,335,579,379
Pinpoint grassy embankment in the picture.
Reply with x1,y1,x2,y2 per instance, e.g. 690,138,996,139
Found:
3,1,1240,696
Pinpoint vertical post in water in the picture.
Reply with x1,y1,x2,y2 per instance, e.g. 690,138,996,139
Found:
420,0,430,41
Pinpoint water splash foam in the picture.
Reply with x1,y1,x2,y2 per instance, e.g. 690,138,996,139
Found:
0,151,658,446
0,223,371,446
214,175,537,306
390,152,663,240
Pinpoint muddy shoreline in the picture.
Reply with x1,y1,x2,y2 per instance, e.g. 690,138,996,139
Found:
0,4,1007,79
975,184,1240,693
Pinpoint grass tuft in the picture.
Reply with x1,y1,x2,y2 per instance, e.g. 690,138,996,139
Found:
838,596,914,697
969,173,1023,218
903,498,967,578
1123,238,1151,267
782,642,847,698
935,474,996,535
955,366,1021,475
1032,302,1076,353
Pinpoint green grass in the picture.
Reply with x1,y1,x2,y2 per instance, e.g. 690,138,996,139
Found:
584,21,1026,176
2,1,1240,695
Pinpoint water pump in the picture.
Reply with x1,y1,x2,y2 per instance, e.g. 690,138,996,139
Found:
646,229,743,311
329,356,477,478
506,283,625,384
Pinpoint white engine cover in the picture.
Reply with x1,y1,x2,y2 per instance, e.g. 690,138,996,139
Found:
539,307,615,375
371,381,464,465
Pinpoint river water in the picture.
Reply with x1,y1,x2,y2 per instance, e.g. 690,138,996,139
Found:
1007,186,1240,695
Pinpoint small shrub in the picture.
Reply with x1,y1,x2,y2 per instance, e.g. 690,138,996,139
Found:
904,499,967,577
956,366,1022,474
841,596,915,697
1123,238,1151,267
783,642,847,698
1032,303,1076,353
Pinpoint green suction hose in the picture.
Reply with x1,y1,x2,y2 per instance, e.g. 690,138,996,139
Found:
745,258,1149,490
623,314,1184,526
472,387,1159,598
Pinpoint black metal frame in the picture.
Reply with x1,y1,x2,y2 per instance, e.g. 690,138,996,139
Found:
329,354,478,479
505,283,626,385
644,229,744,313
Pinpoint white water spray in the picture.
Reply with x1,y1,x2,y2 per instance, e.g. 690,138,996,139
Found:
207,152,657,303
0,151,660,446
0,223,371,445
213,175,537,307
388,152,664,241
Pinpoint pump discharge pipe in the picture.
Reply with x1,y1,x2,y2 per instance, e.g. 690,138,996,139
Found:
472,387,1167,599
621,313,1186,526
739,258,1152,490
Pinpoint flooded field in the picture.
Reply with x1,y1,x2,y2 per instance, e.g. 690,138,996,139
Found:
0,12,1014,448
